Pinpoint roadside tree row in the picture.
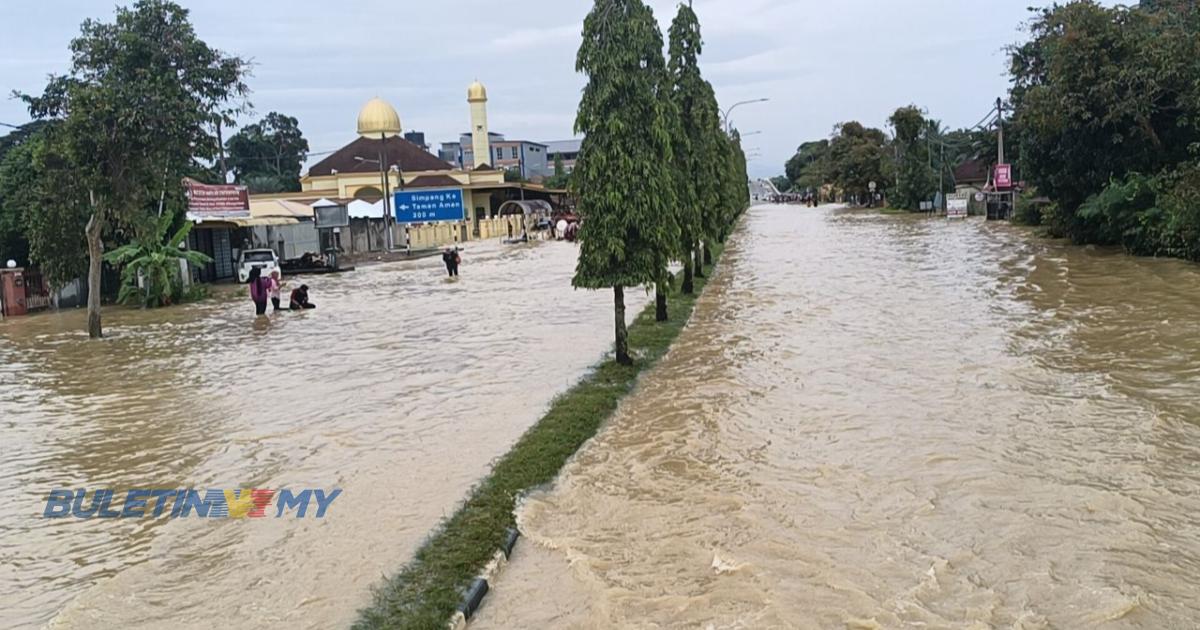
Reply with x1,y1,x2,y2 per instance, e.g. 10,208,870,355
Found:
572,0,751,365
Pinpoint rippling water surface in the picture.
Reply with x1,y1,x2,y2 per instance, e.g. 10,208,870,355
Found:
477,205,1200,629
0,240,646,629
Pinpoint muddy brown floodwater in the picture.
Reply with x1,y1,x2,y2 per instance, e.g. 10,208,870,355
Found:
476,205,1200,630
0,239,647,629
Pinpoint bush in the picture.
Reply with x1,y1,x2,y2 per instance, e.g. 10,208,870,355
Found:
1073,173,1162,254
1157,162,1200,261
1013,188,1044,226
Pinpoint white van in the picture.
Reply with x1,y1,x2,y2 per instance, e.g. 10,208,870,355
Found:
237,249,280,283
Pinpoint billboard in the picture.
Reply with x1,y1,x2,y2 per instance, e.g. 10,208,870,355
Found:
994,164,1013,190
313,204,350,229
184,178,250,219
394,188,466,224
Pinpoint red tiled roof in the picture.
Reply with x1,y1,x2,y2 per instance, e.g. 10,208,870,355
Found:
407,175,462,188
308,136,453,177
954,159,989,184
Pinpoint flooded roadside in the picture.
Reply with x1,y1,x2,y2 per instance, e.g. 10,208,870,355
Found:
0,239,647,629
476,205,1200,629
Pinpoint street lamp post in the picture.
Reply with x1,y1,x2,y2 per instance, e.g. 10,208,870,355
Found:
357,98,403,251
720,98,769,134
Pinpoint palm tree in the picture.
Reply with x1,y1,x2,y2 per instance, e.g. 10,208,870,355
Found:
104,214,212,308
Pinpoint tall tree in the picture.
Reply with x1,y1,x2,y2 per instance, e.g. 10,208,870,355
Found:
0,126,90,284
0,123,45,266
573,0,678,365
21,0,247,338
667,2,712,295
1009,1,1200,243
226,112,309,193
826,121,891,205
888,105,936,211
694,80,726,277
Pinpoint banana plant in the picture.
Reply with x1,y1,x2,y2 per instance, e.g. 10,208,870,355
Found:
104,214,212,308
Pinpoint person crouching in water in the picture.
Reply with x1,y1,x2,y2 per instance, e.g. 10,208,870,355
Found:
289,284,316,310
247,267,271,316
442,247,461,277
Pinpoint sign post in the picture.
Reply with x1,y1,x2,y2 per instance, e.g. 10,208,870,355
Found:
994,164,1012,190
393,188,467,224
183,178,249,220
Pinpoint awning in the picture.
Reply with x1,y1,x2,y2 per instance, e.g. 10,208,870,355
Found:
228,216,300,227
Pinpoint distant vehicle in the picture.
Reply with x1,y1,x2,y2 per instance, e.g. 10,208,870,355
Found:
237,249,280,283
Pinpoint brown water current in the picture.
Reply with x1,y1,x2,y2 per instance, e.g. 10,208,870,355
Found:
476,205,1200,629
0,240,647,629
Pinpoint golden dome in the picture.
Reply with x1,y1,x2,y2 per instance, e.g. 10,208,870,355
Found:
357,97,402,138
467,80,488,102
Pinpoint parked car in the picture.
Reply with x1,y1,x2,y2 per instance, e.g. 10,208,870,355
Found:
237,249,280,283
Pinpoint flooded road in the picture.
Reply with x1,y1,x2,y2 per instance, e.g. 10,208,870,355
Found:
477,205,1200,629
0,240,647,629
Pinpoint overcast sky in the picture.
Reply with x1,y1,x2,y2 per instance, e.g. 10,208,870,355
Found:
2,1,1059,178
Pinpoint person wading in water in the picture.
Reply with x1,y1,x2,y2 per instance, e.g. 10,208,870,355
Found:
442,247,461,278
247,267,271,316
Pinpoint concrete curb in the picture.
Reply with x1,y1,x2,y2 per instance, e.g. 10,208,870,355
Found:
447,528,520,629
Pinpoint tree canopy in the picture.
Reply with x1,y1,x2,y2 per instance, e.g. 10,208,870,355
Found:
1009,0,1200,253
20,0,247,336
225,112,309,193
572,0,678,292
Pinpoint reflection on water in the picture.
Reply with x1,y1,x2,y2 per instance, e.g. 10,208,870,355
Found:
0,240,646,629
476,205,1200,629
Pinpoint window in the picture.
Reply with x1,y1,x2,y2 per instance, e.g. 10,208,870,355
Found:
496,147,503,162
511,147,519,159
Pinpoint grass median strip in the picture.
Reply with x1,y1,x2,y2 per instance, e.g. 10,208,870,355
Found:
354,245,724,630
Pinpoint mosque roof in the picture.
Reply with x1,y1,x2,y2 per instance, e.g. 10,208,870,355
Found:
308,136,454,177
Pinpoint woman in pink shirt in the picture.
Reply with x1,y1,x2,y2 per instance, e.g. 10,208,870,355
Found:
247,267,270,316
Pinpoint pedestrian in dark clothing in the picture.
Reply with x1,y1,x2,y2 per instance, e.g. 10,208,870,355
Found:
442,248,460,277
289,284,316,310
247,267,270,316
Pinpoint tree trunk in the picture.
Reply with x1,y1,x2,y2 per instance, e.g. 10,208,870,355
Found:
655,281,668,322
704,244,714,265
85,212,104,339
682,254,695,294
614,285,631,365
694,242,705,279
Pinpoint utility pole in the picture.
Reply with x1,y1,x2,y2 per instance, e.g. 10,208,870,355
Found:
996,97,1005,166
216,120,228,183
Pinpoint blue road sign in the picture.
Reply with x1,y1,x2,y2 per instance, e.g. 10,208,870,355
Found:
394,188,465,224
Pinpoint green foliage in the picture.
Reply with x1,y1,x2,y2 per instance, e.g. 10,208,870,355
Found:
20,0,247,333
571,0,678,291
785,139,829,192
544,153,571,189
104,212,212,308
770,175,791,193
826,121,892,204
0,125,90,285
1156,162,1200,261
888,106,937,211
667,3,711,259
1009,1,1200,239
1013,187,1045,226
225,112,308,192
0,125,40,266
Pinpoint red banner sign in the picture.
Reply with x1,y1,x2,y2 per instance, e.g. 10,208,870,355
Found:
184,178,250,218
994,164,1013,190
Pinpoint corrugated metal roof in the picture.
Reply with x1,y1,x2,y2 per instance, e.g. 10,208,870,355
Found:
543,139,582,154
